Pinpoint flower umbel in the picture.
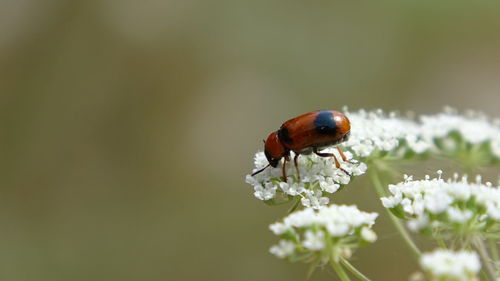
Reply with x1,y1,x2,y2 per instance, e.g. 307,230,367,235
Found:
268,204,378,264
420,108,500,161
343,109,431,158
246,150,367,209
343,107,500,164
381,171,500,238
420,249,481,281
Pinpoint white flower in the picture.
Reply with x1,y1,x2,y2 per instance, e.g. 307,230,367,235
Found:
326,223,350,237
269,240,296,258
303,230,325,250
301,190,329,209
491,139,500,158
405,134,432,153
283,208,316,228
381,186,402,208
447,207,473,223
269,222,289,235
319,178,340,193
423,190,453,214
407,214,430,232
360,227,377,242
485,201,500,221
279,182,305,196
350,162,368,176
420,249,480,281
253,152,269,169
401,198,414,214
253,183,276,201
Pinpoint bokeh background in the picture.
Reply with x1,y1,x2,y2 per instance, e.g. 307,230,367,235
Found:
1,1,500,280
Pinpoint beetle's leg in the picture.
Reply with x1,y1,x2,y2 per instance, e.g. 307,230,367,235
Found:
336,146,358,164
336,146,348,162
293,154,300,180
313,148,351,176
314,149,342,169
282,155,289,182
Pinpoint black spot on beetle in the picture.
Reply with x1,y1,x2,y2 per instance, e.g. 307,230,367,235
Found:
278,126,293,145
314,111,337,135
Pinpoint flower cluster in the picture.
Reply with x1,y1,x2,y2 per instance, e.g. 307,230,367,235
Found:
420,108,500,152
343,107,500,162
343,109,430,158
246,150,367,209
268,205,378,263
419,108,500,165
381,171,500,236
420,249,481,281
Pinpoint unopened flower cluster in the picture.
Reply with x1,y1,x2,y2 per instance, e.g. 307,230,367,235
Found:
246,150,366,209
268,205,378,262
381,171,500,236
420,249,480,281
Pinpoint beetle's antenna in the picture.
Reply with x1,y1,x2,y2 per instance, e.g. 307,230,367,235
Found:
262,139,266,143
251,163,271,176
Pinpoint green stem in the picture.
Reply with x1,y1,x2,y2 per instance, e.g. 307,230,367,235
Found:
370,170,421,258
287,198,300,213
340,258,371,281
488,238,499,262
473,236,497,281
330,260,352,281
432,228,447,249
480,270,490,281
436,237,447,249
462,234,472,250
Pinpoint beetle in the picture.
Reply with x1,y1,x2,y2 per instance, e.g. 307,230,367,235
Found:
251,110,352,181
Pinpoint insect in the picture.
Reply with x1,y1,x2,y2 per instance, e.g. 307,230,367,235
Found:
251,110,352,181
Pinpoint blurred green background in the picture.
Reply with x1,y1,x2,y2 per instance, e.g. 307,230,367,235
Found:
1,1,500,280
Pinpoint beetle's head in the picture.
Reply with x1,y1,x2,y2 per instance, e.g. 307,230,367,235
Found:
264,131,286,167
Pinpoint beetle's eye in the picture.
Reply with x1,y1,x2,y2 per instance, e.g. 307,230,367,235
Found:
269,157,280,168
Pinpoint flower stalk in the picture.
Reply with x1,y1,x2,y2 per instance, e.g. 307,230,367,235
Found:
331,260,351,281
473,236,497,281
488,239,499,262
340,258,372,281
369,167,421,258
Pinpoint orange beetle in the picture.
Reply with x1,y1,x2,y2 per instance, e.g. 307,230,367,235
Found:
252,110,351,181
